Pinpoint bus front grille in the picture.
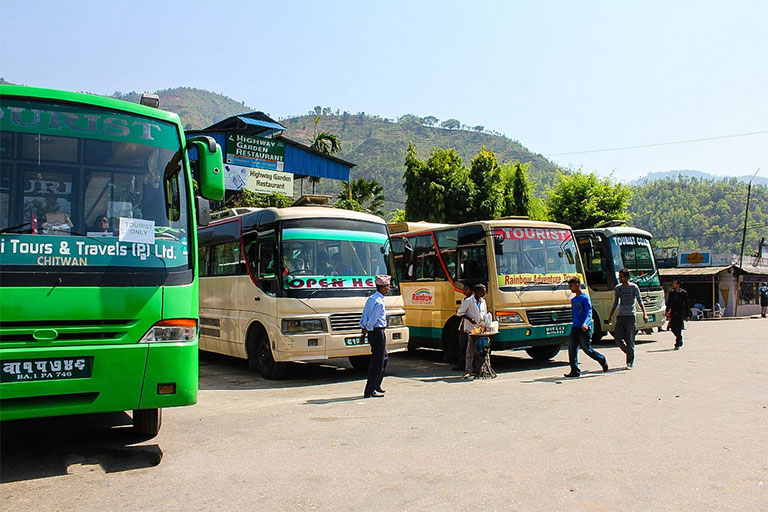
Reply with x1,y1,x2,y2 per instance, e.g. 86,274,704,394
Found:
0,319,137,346
526,308,572,326
329,313,363,332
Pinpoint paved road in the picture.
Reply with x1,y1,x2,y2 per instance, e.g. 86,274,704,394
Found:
2,319,767,511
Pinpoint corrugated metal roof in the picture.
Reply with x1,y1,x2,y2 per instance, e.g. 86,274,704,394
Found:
236,116,286,132
659,266,731,276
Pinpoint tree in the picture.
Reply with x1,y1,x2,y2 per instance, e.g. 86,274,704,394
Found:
334,198,364,212
389,208,406,222
309,131,342,194
502,161,532,217
468,147,505,220
422,116,439,127
337,178,386,216
440,119,461,130
220,190,293,210
546,171,632,229
403,143,474,223
473,125,485,132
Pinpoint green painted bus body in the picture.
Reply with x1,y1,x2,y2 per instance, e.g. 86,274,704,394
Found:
0,86,202,421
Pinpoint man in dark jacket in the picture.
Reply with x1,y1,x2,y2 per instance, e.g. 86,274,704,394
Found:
666,280,690,350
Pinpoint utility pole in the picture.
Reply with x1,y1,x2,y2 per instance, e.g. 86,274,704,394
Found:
736,168,760,317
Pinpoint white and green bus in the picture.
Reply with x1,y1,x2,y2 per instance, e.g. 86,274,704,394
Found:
575,223,665,342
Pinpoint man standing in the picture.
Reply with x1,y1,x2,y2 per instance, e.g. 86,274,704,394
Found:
666,279,690,350
565,277,608,378
452,282,474,371
462,284,488,379
759,282,768,318
607,269,648,369
360,275,391,398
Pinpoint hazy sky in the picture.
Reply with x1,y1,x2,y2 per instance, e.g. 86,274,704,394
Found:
2,0,766,181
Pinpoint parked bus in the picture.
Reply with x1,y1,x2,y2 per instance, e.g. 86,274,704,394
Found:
197,207,409,379
574,223,665,342
389,219,586,361
0,85,225,436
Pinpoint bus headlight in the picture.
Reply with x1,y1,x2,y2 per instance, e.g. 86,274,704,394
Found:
281,318,326,334
497,312,524,324
387,314,405,327
139,319,197,342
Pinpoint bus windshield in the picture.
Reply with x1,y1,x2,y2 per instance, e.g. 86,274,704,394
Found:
0,97,189,285
610,235,660,287
280,221,393,292
493,227,582,288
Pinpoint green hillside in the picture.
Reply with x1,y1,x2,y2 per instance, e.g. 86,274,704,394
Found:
279,113,557,209
110,87,252,130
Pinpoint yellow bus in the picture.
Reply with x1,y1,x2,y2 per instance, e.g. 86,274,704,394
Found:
389,219,586,362
197,207,409,378
574,224,665,342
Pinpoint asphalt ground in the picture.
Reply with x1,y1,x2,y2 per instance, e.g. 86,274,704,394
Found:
1,318,766,511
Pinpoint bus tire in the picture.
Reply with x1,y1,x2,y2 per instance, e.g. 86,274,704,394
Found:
133,408,162,438
525,344,561,361
441,316,462,364
247,326,287,380
348,355,371,372
592,311,604,344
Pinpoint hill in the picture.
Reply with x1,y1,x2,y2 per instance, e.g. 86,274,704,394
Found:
279,113,558,209
110,87,253,130
631,170,768,187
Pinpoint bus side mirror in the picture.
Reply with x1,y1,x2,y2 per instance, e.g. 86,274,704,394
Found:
197,197,211,227
188,136,225,201
565,248,575,265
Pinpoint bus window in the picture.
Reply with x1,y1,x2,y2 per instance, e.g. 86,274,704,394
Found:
212,241,243,276
198,245,211,277
435,229,458,280
458,246,488,284
391,237,411,282
583,247,610,288
257,239,278,295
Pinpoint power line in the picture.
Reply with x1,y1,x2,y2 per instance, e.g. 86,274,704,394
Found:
544,130,768,157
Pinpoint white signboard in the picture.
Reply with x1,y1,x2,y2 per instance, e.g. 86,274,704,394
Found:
119,218,155,244
224,164,294,196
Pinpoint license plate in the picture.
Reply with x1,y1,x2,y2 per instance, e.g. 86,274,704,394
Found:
1,357,94,383
545,325,568,336
648,314,656,323
345,336,369,346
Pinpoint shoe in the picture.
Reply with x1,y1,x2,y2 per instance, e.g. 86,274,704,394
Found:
363,391,384,398
375,388,385,393
601,362,609,373
674,346,681,350
563,372,580,378
626,363,633,369
468,375,476,380
462,373,472,379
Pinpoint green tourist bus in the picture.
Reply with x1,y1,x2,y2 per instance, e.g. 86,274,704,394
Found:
0,85,224,436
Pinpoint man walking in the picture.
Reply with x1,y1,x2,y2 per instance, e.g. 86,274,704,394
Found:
360,275,391,398
565,277,608,378
463,284,488,379
759,282,768,318
666,279,690,349
452,282,474,371
607,269,648,369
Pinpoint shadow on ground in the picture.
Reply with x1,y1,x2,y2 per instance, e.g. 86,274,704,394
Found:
199,347,572,391
0,412,162,483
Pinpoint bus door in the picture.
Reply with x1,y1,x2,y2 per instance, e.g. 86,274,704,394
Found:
243,231,279,352
577,234,613,291
456,225,489,306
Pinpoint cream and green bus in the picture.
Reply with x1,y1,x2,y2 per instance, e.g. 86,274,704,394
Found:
574,223,665,342
389,219,586,362
197,207,408,378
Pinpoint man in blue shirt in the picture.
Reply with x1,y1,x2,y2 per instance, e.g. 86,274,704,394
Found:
360,275,391,398
565,276,609,378
759,281,768,318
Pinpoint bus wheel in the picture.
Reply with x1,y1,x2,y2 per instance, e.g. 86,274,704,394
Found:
441,316,462,364
592,312,604,344
348,355,371,372
249,331,287,380
133,408,162,438
525,344,561,361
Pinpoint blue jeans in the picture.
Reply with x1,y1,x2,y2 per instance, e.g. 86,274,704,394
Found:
568,326,606,375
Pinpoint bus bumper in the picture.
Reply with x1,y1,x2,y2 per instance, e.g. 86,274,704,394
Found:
0,341,197,421
491,324,571,351
276,326,410,361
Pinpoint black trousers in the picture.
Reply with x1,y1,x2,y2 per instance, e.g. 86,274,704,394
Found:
364,328,387,396
670,315,685,347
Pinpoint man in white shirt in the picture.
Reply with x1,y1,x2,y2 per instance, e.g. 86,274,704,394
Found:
462,284,488,379
452,282,474,371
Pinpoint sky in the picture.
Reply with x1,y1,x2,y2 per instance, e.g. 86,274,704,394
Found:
2,0,767,182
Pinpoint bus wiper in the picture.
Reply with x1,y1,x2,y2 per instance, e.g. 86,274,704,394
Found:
0,222,31,234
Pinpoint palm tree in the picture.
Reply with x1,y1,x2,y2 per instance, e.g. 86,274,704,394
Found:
308,131,342,193
338,178,386,217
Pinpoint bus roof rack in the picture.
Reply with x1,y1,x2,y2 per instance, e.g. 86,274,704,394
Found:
595,220,628,228
210,208,261,221
292,194,332,206
497,215,530,220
